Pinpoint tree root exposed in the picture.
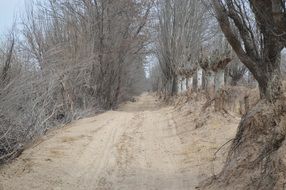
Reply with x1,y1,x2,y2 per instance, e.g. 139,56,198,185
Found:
199,97,286,190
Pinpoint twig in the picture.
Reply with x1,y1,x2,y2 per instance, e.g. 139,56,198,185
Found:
211,138,234,177
214,138,234,158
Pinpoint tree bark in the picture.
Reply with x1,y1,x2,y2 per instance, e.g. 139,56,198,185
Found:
214,69,226,111
171,75,178,96
257,58,283,101
230,79,237,86
192,69,198,92
202,70,206,90
214,69,225,93
224,67,229,85
205,71,215,98
186,77,189,90
180,77,184,92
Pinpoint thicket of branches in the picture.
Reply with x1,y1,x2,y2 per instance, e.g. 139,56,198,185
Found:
0,0,151,163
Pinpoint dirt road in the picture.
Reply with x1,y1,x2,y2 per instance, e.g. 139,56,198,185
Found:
0,94,239,190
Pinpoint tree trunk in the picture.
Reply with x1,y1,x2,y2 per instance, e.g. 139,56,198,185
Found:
257,61,283,101
113,74,122,107
202,70,206,90
214,70,225,111
224,67,229,85
214,69,225,93
230,78,238,86
205,71,215,98
180,78,184,92
193,69,198,92
171,75,178,96
186,77,189,90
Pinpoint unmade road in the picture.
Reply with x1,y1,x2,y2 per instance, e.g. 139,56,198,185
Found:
0,94,237,190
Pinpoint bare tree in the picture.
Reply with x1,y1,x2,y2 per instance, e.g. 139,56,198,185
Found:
1,33,15,86
211,0,286,101
200,1,286,189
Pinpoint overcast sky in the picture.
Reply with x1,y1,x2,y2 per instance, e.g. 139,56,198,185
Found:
0,0,25,34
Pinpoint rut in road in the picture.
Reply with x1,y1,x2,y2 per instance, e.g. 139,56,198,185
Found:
0,94,239,190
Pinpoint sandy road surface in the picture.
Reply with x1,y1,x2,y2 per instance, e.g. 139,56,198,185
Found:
0,94,239,190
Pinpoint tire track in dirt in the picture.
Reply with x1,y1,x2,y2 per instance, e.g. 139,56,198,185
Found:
0,93,238,190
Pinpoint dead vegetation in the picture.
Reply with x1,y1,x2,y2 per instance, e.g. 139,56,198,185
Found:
0,0,151,163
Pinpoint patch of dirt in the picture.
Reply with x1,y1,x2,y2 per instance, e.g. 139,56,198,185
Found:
171,94,240,186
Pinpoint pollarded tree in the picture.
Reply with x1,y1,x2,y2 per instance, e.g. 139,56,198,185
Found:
156,0,205,96
200,55,215,97
199,39,232,99
201,1,286,189
212,0,286,101
210,38,232,93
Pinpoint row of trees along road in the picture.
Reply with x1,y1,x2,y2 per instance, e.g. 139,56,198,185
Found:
154,0,205,97
151,0,286,189
152,0,250,102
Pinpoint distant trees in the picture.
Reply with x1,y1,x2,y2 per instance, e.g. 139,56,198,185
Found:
153,0,244,98
154,0,205,97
